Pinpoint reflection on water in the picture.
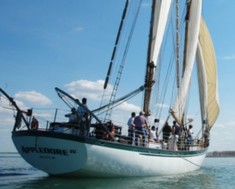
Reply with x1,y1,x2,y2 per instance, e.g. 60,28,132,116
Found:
1,156,235,189
1,169,219,189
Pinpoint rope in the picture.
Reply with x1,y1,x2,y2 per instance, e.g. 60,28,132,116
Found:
182,156,202,168
103,0,143,121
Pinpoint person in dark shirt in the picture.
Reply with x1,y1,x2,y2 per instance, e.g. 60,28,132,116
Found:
134,111,148,146
162,121,172,143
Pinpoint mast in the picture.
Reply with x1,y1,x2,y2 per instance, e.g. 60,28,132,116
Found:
103,0,129,90
103,0,142,121
182,0,191,75
143,0,157,116
143,0,172,116
176,0,180,88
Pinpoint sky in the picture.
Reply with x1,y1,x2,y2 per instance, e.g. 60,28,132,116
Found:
0,0,235,152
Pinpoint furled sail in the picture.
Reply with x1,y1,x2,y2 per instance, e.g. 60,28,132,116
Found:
171,0,202,124
196,18,220,129
143,0,172,115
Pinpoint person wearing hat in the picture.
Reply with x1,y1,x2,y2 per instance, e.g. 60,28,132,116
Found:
133,111,148,146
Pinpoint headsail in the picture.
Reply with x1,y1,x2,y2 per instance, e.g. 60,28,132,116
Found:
171,0,202,124
196,18,220,130
143,0,172,115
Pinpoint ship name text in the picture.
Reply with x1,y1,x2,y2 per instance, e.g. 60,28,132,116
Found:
21,146,70,156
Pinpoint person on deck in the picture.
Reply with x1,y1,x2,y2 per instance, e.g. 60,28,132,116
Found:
149,126,158,142
65,108,78,123
134,111,148,147
187,124,194,145
77,97,89,136
31,116,39,130
77,97,88,117
172,120,180,151
162,121,172,143
127,112,136,145
153,118,159,140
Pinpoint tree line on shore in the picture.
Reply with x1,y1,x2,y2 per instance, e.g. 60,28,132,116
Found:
206,151,235,157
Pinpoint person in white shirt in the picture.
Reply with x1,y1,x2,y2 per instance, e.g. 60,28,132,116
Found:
149,126,158,142
77,97,89,136
77,98,88,118
127,112,136,145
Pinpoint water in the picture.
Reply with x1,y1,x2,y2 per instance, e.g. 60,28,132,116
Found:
1,153,235,189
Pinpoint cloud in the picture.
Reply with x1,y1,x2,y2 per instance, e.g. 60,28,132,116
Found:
226,121,235,126
0,99,15,129
65,79,113,101
156,103,169,109
222,55,235,61
70,27,84,34
64,79,143,119
214,121,235,129
14,91,52,106
116,101,141,112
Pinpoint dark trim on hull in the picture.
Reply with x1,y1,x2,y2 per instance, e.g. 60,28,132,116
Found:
12,130,207,158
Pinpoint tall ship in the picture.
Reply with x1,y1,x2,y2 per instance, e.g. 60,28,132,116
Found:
0,0,219,177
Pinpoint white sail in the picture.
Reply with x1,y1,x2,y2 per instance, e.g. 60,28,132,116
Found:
197,43,207,124
172,0,202,124
150,0,172,66
197,18,220,129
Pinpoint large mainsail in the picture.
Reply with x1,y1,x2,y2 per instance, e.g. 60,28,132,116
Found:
196,18,220,129
171,0,202,124
143,0,172,115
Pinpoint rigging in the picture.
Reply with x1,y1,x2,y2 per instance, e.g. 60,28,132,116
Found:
102,0,143,121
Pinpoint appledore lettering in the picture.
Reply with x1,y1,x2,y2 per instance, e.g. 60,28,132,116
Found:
21,146,76,156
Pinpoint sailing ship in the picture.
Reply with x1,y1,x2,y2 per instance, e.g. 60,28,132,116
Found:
0,0,219,177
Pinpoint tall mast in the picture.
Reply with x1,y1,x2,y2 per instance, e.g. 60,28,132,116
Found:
143,0,156,116
103,0,129,90
176,0,180,88
143,0,172,116
182,0,191,75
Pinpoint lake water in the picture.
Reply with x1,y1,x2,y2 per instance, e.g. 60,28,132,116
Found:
1,152,235,189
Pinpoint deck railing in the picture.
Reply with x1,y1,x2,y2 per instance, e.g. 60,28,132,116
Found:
13,107,208,151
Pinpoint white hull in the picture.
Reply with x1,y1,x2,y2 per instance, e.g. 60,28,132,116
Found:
12,131,207,177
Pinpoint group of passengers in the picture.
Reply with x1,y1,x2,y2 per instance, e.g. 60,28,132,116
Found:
65,97,88,124
64,97,90,136
127,111,194,150
127,111,150,147
169,121,194,151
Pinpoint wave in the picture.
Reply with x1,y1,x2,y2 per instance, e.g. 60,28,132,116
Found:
0,152,20,158
0,172,29,177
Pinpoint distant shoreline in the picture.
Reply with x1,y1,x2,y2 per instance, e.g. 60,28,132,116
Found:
207,151,235,157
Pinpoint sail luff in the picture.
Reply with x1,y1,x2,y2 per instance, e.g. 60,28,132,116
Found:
197,18,220,129
143,0,172,115
150,0,172,66
171,0,202,124
197,42,207,124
